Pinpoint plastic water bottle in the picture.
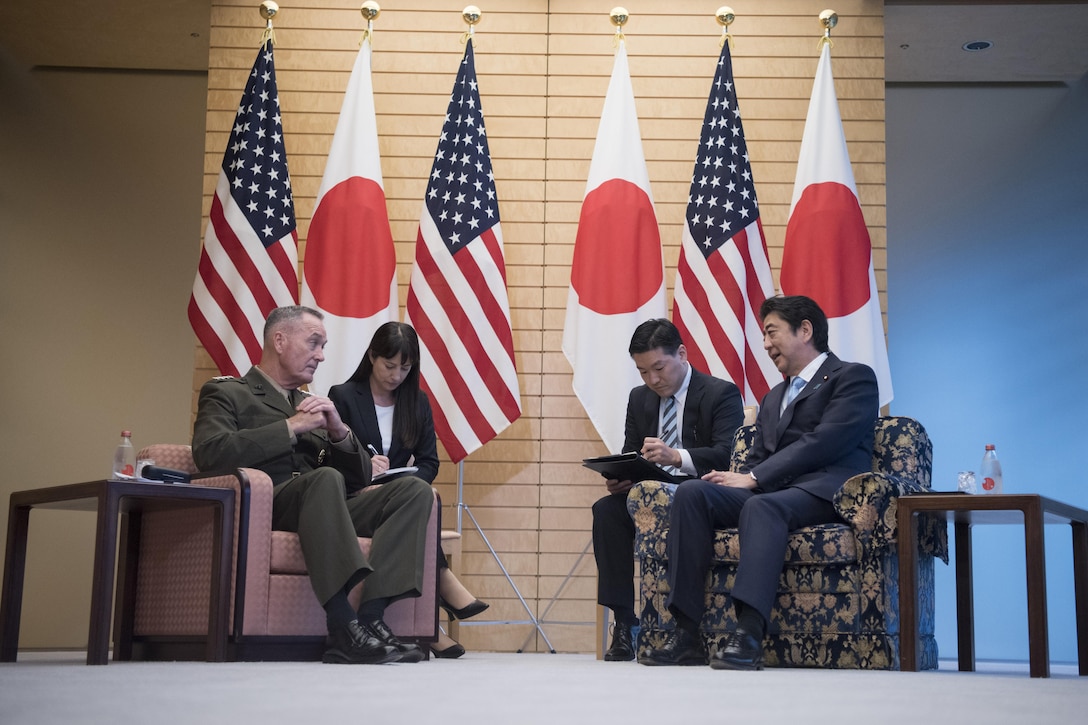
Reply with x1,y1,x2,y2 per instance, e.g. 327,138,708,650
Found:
979,444,1003,494
112,430,136,479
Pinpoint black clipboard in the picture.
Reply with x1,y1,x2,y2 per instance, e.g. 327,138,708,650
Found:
582,452,685,484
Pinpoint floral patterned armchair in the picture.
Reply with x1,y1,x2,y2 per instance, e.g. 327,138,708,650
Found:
628,416,947,669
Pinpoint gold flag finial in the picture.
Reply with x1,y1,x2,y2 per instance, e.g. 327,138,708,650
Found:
259,1,279,46
461,5,481,46
717,6,735,50
610,7,628,48
819,9,837,49
360,2,380,46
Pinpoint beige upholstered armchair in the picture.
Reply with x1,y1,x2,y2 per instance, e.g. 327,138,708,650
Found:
113,444,439,661
628,416,947,669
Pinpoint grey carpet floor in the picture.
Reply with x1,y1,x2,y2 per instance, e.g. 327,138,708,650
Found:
2,652,1085,724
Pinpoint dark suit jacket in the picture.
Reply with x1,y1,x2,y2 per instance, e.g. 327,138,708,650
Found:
744,353,879,500
329,381,441,485
623,367,744,478
192,367,371,493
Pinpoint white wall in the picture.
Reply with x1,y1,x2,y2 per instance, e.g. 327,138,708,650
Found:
887,77,1088,663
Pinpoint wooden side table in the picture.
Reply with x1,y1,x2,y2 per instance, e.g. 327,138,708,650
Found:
897,492,1088,677
1,479,234,665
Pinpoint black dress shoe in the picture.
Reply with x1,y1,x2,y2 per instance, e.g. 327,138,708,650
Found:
322,620,402,665
604,624,635,662
431,642,466,659
367,617,425,663
709,628,764,671
639,628,706,666
440,597,490,620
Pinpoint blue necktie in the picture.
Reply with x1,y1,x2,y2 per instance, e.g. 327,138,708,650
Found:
785,376,806,407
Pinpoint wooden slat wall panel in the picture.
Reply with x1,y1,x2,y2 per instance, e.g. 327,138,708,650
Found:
194,0,886,653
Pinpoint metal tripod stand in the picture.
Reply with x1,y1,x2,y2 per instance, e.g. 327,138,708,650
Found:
453,461,556,652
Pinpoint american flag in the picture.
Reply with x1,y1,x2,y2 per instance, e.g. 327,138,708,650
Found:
189,39,298,377
405,41,521,463
671,42,780,405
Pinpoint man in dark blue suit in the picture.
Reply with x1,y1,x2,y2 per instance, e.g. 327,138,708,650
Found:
593,319,744,661
642,295,879,669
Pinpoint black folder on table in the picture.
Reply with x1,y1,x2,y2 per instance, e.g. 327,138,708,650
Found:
581,452,686,485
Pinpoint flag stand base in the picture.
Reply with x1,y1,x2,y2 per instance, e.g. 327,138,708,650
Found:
514,536,596,653
454,461,556,652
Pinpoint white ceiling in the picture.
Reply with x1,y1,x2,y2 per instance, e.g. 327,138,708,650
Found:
1,1,1087,84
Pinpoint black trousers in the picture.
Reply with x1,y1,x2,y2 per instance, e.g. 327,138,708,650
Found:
592,491,638,621
664,480,838,624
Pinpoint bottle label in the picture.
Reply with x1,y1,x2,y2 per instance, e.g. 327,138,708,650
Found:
120,463,135,477
982,476,996,492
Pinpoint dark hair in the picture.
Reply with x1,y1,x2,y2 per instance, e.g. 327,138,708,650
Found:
759,295,830,353
263,305,323,343
629,318,684,356
348,322,423,449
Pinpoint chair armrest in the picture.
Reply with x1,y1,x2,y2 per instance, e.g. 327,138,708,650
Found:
137,444,198,475
627,481,676,558
835,473,948,563
189,466,275,639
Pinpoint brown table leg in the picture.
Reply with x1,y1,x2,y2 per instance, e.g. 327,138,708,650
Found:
1023,499,1050,678
954,520,975,672
112,510,141,661
1072,520,1088,676
897,505,919,671
86,488,120,665
0,502,31,662
206,498,233,662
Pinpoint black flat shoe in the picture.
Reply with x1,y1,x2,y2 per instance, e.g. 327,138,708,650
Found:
322,620,401,665
440,597,490,620
638,628,707,667
366,617,425,663
604,624,635,662
431,642,466,659
709,628,764,671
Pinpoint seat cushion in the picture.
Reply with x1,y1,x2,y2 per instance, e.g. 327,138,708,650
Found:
713,523,857,566
269,531,373,575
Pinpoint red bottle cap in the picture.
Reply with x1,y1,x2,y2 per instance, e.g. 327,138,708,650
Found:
985,444,995,450
121,430,132,438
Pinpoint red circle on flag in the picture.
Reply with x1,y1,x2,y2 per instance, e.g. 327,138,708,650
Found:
570,178,663,315
780,182,872,318
304,177,396,317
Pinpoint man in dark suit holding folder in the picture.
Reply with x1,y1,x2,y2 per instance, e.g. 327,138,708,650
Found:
592,318,744,661
641,295,879,669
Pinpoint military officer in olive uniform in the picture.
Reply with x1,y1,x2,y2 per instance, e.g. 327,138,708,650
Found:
192,305,434,665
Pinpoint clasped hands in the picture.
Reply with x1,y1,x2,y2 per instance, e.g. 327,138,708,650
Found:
287,393,351,443
701,469,757,489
